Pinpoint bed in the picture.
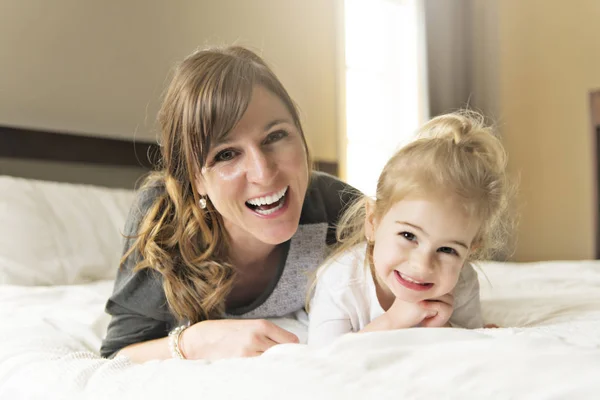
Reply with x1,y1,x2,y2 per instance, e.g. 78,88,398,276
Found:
1,126,600,399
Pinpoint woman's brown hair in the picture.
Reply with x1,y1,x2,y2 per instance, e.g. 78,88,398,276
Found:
124,46,310,323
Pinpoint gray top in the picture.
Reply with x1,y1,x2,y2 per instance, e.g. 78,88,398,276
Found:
100,172,359,358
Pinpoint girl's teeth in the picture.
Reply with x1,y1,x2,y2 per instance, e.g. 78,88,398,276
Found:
401,273,426,285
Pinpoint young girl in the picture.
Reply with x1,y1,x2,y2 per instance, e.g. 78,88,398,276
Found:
308,112,514,346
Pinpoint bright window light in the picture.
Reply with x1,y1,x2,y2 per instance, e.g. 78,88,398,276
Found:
344,0,428,197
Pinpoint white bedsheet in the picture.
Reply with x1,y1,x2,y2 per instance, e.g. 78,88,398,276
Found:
1,260,600,399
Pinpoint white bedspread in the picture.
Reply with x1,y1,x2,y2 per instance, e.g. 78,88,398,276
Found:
1,260,600,399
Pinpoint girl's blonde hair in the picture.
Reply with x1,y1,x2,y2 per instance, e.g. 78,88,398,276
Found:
314,111,516,303
123,46,310,323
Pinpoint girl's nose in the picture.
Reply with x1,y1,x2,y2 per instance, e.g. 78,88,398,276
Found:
410,249,435,274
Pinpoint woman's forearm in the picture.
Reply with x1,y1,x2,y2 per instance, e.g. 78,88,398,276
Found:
116,336,171,363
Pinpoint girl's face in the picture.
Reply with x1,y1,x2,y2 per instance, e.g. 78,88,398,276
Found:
196,85,309,248
365,195,481,303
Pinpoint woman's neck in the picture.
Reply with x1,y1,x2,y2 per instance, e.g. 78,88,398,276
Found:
225,237,283,310
228,235,279,269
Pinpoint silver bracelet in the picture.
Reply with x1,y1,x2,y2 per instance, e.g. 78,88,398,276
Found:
168,324,189,359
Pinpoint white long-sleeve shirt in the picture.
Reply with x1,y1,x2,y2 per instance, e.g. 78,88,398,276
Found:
308,244,483,346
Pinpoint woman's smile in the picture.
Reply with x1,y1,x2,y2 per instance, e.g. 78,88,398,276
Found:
197,85,309,246
245,186,289,216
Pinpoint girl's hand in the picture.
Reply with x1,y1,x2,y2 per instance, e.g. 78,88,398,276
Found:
180,319,299,361
361,293,454,333
361,298,432,333
383,297,440,329
418,293,454,327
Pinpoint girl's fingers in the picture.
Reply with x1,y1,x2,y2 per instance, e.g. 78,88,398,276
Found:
419,300,453,327
426,293,454,307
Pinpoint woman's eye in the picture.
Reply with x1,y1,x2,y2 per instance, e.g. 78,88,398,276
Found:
264,130,288,145
399,232,416,241
214,149,237,162
438,247,458,256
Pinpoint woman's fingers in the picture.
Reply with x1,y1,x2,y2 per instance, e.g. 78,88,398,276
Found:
484,323,500,329
183,319,299,360
239,321,298,356
256,320,299,344
255,335,280,354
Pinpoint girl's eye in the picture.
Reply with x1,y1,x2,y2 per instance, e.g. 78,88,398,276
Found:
214,149,237,162
399,232,416,241
264,130,288,145
438,247,458,256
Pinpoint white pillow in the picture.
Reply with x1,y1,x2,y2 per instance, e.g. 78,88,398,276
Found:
0,175,135,286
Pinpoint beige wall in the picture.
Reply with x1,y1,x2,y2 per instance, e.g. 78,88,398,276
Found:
0,0,339,162
492,1,600,260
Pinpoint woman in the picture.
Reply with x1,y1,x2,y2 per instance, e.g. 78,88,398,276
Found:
100,46,359,362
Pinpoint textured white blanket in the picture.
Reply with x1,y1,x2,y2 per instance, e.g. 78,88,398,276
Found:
1,260,600,399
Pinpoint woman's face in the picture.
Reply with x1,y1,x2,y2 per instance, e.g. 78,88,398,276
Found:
196,85,309,247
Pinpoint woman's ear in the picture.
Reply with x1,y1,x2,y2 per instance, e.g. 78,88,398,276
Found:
194,168,208,196
364,198,377,242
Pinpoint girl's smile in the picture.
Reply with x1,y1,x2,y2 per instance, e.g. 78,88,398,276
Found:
394,270,434,291
365,195,482,306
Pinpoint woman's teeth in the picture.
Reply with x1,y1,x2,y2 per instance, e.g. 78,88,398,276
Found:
254,201,284,215
246,187,288,215
246,187,288,207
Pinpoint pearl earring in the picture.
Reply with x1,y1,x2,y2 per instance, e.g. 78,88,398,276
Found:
199,197,207,209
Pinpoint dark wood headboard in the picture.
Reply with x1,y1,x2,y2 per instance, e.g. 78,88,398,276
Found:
0,125,338,186
0,125,159,169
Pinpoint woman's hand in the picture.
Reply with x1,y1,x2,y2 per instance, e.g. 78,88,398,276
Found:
180,319,299,361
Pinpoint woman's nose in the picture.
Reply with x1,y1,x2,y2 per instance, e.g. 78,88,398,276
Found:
246,147,277,185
